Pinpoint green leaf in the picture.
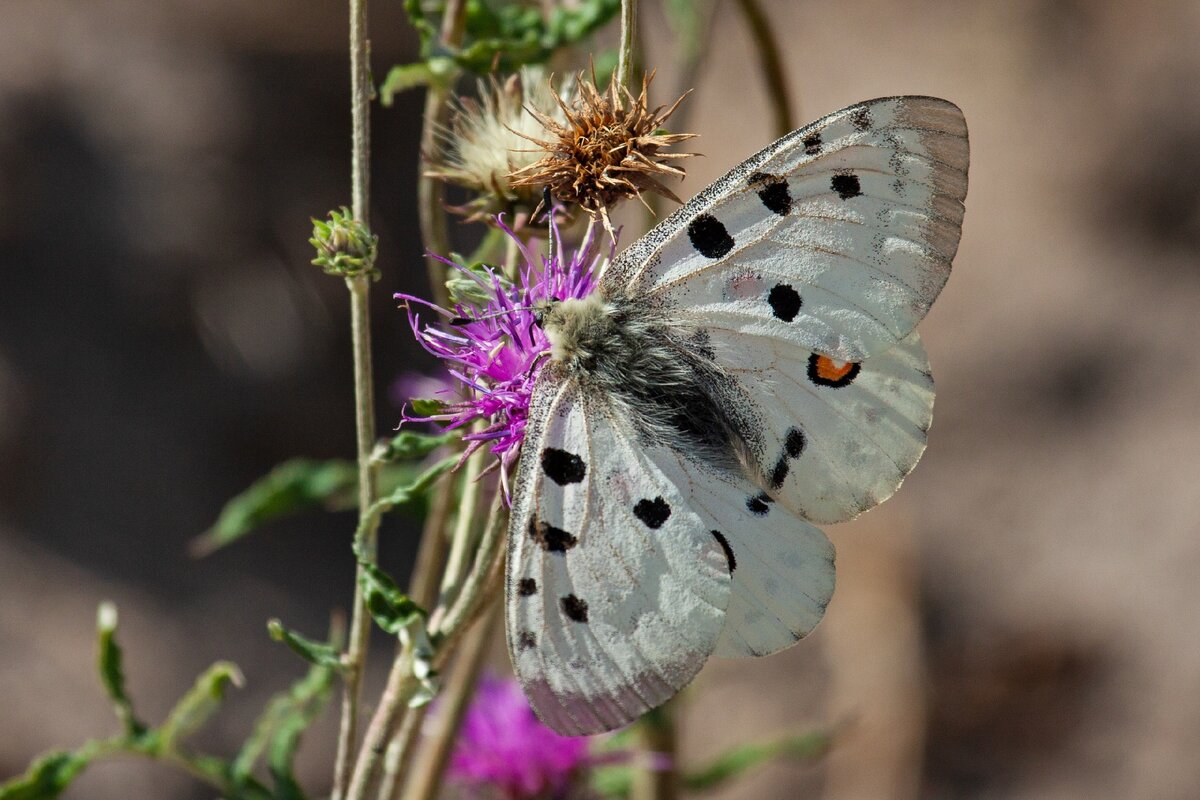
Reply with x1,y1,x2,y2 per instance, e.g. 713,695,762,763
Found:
195,459,359,555
371,430,458,464
0,750,91,800
408,398,447,418
354,548,427,636
379,58,456,106
95,602,145,736
683,732,831,791
267,620,344,671
158,662,244,754
403,0,620,73
233,652,335,799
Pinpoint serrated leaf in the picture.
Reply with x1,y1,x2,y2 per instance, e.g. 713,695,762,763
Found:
371,430,458,464
404,0,620,73
95,602,145,736
158,662,244,754
355,552,426,636
0,750,91,800
373,455,456,511
267,620,344,671
195,460,358,555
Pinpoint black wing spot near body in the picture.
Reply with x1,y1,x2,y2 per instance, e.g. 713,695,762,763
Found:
746,493,773,516
803,132,822,155
769,456,790,490
688,214,735,259
785,427,806,458
851,107,872,131
517,630,537,650
748,171,792,216
517,578,538,597
831,172,862,200
633,496,671,529
529,519,578,553
768,284,802,322
541,447,585,485
710,531,737,574
560,594,589,623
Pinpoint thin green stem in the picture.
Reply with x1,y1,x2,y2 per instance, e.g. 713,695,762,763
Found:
733,0,794,137
616,0,638,91
333,0,378,796
346,650,420,800
417,0,468,308
632,699,680,800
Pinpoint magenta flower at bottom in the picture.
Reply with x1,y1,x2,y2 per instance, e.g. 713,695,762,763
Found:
448,675,592,800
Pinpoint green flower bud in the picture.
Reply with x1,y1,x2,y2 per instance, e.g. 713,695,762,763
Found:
310,207,379,279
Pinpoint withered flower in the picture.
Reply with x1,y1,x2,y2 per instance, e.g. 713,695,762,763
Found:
428,67,574,224
509,71,696,232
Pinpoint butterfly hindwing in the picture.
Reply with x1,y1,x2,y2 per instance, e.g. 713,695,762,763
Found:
602,96,968,363
506,369,732,735
645,446,836,658
709,328,935,524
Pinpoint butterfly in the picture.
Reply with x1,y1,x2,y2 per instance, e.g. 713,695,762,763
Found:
504,96,968,735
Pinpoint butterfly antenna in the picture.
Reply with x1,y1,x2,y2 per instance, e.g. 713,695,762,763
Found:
449,305,534,326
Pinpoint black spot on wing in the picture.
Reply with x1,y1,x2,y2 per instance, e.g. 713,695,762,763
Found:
785,427,806,458
517,578,538,597
831,172,862,200
711,530,737,574
748,171,792,216
633,496,672,529
746,493,773,516
802,132,822,155
560,594,589,623
517,630,537,650
530,519,578,553
769,456,789,490
768,284,802,322
687,214,735,259
541,447,585,485
851,106,872,131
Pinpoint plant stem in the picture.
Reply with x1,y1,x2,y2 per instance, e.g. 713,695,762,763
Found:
333,0,378,796
617,0,638,91
733,0,794,137
632,699,679,800
417,0,468,309
346,651,420,800
398,601,498,800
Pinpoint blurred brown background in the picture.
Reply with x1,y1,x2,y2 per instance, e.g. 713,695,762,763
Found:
3,1,1199,798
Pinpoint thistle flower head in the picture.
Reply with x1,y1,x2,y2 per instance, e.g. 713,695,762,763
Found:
509,71,696,232
428,67,576,224
447,674,591,800
397,217,602,497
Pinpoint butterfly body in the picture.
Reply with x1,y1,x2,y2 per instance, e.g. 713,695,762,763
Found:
506,97,969,735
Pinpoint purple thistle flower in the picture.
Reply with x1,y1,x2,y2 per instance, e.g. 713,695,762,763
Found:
447,675,593,800
397,218,602,499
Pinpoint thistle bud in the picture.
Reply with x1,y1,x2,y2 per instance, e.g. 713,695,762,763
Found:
309,207,379,279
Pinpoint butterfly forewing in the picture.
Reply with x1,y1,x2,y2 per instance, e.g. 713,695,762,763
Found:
506,370,732,735
603,96,968,363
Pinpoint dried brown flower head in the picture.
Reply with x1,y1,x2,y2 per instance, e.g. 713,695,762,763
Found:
509,71,696,231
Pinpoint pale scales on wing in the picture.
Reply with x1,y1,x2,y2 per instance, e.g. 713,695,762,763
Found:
505,96,968,734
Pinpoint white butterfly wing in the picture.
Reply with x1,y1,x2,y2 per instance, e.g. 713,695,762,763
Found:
603,96,968,363
644,445,836,658
506,369,733,735
711,328,935,524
